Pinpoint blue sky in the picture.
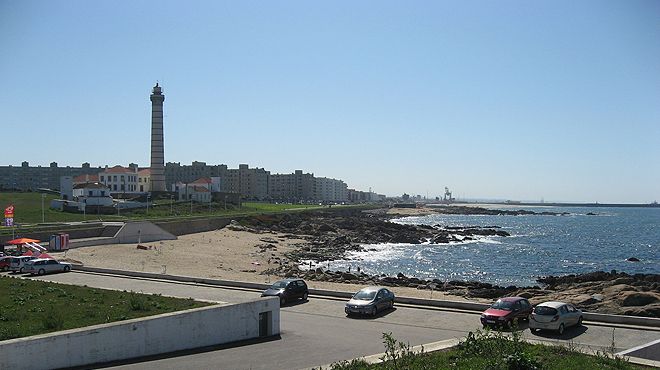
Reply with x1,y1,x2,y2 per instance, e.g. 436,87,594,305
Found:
1,1,659,203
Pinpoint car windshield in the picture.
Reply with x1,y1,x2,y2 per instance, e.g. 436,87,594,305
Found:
534,306,558,315
353,290,377,301
270,281,289,289
491,300,514,310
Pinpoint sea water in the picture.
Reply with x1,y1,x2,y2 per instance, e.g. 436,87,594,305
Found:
324,206,660,286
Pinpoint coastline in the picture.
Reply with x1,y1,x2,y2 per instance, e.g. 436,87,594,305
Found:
52,207,660,317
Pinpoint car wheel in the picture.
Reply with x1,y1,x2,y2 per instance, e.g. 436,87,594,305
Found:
577,316,583,326
38,269,45,276
2,266,7,272
19,267,24,273
558,323,565,335
64,265,71,272
302,292,308,301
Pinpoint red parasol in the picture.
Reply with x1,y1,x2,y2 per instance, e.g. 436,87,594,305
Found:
7,238,41,245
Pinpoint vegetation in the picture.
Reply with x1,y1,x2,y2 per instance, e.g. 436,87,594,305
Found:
0,191,355,235
0,276,209,341
323,330,642,370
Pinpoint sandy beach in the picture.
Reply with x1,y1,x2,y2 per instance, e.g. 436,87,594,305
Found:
50,227,476,302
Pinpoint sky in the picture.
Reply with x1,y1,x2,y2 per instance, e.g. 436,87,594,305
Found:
1,1,659,203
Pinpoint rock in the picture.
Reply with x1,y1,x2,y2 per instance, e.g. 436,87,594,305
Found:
341,272,359,281
627,257,641,262
620,292,659,307
518,292,534,299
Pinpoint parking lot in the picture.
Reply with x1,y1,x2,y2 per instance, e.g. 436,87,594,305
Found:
2,270,659,369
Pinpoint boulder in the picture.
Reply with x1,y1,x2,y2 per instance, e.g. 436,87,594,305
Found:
620,292,659,307
627,257,641,262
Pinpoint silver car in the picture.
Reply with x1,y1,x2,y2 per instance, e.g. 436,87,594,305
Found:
529,301,583,334
345,287,395,317
24,258,72,275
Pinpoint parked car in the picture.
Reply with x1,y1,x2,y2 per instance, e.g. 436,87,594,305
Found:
261,278,309,304
345,287,395,317
529,301,583,334
24,258,72,275
0,256,13,271
9,256,37,273
480,297,533,328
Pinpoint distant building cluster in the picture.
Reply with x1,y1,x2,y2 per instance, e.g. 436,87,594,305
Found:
0,161,385,204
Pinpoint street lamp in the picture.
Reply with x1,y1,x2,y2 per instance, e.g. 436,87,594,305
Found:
170,195,174,215
146,194,150,215
41,193,45,223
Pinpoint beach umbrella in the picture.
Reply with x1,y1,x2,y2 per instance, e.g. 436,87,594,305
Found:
7,238,41,245
22,250,33,256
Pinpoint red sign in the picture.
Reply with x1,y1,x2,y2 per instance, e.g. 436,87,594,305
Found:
4,205,14,218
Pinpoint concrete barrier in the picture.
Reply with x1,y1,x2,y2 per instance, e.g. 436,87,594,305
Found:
0,298,280,370
72,266,660,328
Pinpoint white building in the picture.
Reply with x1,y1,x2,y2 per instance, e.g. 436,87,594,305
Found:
72,183,113,207
99,165,139,193
314,177,348,202
138,168,151,193
177,184,212,203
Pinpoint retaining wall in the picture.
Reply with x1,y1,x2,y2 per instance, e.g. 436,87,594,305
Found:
155,217,234,236
0,298,280,370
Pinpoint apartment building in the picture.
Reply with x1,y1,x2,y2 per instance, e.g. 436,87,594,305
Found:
269,170,315,202
314,177,348,202
98,166,139,193
0,162,102,191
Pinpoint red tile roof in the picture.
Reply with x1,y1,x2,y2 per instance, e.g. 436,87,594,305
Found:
191,177,212,184
138,168,151,175
103,165,135,174
73,174,98,183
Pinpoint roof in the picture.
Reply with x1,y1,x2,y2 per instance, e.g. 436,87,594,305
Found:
191,186,210,193
138,168,151,175
103,165,135,174
73,182,109,190
73,174,98,183
536,301,567,308
498,297,526,302
191,177,212,184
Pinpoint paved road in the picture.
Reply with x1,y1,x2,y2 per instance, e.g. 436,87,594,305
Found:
6,271,660,369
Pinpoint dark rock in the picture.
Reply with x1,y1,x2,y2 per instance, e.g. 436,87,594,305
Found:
621,292,659,307
627,257,641,262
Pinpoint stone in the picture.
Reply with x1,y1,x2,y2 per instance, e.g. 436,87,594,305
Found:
627,257,641,262
620,292,659,307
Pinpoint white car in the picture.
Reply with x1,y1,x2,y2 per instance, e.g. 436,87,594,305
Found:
9,256,37,273
529,301,583,334
24,258,72,275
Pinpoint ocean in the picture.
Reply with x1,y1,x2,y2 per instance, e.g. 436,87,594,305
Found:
324,206,660,286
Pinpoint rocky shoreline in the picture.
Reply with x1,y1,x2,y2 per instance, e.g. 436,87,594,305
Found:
229,207,658,317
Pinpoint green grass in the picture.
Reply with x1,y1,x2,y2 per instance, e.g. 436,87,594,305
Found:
324,331,643,370
0,192,353,230
0,276,210,341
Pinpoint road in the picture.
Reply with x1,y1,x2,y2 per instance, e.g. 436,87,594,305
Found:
6,271,660,369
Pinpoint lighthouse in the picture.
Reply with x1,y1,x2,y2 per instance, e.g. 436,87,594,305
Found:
149,83,166,192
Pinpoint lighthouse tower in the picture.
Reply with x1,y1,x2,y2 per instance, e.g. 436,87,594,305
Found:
149,83,166,192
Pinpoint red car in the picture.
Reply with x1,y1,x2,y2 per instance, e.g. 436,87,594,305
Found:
0,256,12,271
480,297,533,328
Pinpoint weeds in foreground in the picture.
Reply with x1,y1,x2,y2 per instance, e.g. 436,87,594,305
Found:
324,327,639,370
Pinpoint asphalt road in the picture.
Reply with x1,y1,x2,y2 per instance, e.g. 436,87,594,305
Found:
6,271,660,370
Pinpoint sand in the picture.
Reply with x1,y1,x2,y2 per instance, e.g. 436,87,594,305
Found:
49,228,474,302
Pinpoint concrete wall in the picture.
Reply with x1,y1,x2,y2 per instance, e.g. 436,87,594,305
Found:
155,216,234,236
115,221,177,243
0,298,280,370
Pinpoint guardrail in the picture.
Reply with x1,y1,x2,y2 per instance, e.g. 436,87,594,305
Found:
73,266,660,329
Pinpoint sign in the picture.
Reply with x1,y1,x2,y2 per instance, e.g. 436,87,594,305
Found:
4,205,14,218
5,217,13,227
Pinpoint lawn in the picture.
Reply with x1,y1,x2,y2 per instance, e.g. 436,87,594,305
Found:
0,276,210,341
0,192,346,228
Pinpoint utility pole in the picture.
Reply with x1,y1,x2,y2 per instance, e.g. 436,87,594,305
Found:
41,193,45,223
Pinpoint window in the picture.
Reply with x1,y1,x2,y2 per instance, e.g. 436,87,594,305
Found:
89,191,93,196
100,176,104,181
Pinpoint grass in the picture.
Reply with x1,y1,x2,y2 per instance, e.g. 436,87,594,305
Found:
324,330,643,370
0,192,353,235
0,276,210,341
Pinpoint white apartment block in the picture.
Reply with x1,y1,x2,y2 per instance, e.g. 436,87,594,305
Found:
99,166,139,193
314,177,348,202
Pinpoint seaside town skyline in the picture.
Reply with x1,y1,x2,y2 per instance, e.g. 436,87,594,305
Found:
1,1,659,203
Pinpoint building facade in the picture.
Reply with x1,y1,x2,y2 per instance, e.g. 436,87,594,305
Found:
0,162,102,191
269,170,315,202
99,166,139,193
